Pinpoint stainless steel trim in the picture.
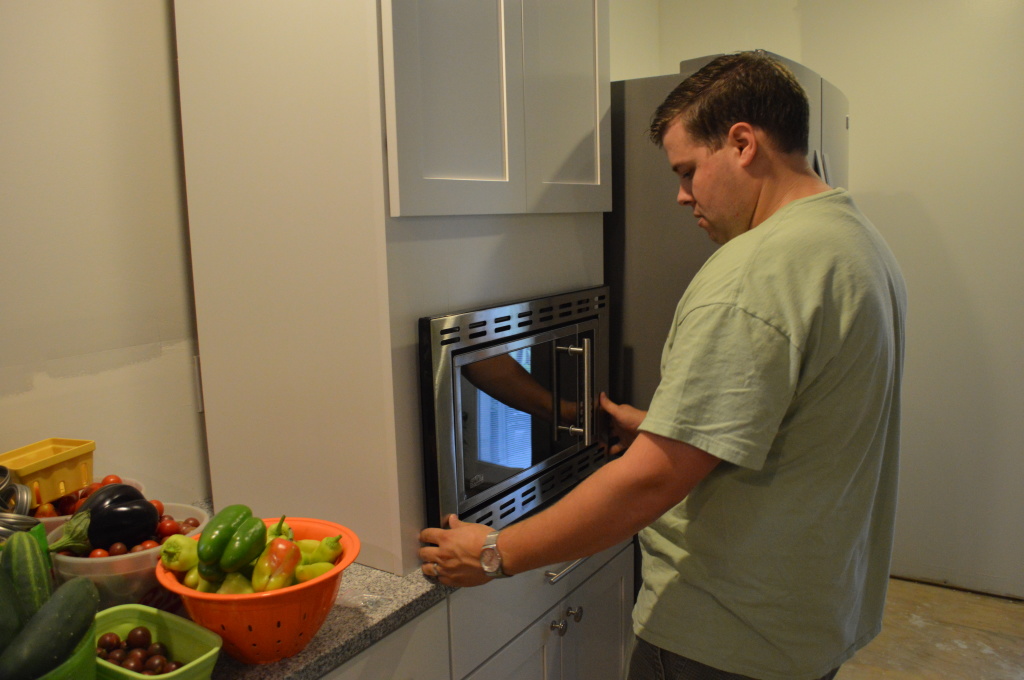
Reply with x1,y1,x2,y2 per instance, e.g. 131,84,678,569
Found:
545,557,588,584
421,286,610,529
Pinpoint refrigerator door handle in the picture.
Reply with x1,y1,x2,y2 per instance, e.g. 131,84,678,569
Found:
821,152,833,186
812,149,824,183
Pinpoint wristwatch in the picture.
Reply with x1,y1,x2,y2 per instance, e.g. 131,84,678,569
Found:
480,530,510,578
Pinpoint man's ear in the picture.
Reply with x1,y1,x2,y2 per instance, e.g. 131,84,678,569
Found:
727,122,758,167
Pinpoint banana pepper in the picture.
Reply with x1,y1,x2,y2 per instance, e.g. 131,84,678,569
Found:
266,515,294,543
252,537,302,592
295,562,335,583
308,534,344,564
217,572,255,595
160,534,199,573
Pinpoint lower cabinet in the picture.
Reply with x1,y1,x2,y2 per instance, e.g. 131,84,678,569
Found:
321,541,634,680
320,601,450,680
454,541,635,680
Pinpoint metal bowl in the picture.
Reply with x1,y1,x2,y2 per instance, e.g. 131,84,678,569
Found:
0,511,40,540
0,482,32,515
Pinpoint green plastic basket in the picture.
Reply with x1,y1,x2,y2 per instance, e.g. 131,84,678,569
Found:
94,604,222,680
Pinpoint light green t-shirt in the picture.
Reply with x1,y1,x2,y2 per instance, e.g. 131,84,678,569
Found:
635,189,906,680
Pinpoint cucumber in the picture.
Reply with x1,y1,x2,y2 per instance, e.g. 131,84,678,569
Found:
2,530,53,622
0,576,99,680
197,503,252,565
0,569,22,656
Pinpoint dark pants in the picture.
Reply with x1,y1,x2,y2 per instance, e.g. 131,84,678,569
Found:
627,637,841,680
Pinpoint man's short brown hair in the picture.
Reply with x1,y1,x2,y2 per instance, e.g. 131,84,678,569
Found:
649,50,810,155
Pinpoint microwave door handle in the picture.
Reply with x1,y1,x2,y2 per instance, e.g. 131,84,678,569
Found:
556,340,592,445
581,337,593,446
551,343,561,442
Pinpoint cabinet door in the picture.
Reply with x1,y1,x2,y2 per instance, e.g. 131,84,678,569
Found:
463,604,562,680
383,0,526,216
561,547,634,680
522,0,610,213
321,602,450,680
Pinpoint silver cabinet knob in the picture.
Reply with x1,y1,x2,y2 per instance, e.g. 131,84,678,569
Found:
567,606,584,622
550,619,568,636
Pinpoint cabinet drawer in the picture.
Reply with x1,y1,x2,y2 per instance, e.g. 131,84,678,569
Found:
449,539,631,679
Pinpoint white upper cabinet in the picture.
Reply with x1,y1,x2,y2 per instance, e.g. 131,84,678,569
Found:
382,0,610,216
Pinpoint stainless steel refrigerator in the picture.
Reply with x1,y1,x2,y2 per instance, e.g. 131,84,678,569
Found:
604,53,849,408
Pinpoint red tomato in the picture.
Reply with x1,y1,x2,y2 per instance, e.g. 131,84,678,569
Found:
89,548,110,558
150,500,165,517
33,502,58,518
139,540,160,551
109,542,129,556
156,518,181,538
100,475,123,486
79,482,102,499
73,497,88,513
55,494,78,516
129,544,146,553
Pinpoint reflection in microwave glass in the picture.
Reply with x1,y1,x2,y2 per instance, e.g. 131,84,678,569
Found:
460,349,577,495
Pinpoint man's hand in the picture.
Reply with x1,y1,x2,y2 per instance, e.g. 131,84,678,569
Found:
418,516,493,587
599,392,647,455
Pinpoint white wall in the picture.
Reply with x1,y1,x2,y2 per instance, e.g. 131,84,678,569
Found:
0,2,209,505
610,0,1024,597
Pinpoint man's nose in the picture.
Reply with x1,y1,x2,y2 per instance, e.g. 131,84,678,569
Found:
677,185,693,206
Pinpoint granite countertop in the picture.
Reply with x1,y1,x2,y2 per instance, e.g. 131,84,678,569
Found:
209,562,451,680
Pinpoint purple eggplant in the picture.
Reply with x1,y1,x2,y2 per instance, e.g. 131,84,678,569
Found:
78,483,159,550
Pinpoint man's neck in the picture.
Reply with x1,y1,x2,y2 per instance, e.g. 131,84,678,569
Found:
750,164,831,229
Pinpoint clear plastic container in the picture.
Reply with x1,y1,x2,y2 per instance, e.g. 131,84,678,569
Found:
49,502,208,612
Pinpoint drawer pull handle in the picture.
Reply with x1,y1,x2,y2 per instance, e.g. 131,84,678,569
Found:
550,619,568,636
567,606,583,622
545,557,587,584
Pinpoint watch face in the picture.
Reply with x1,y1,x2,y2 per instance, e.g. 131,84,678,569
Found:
481,548,500,572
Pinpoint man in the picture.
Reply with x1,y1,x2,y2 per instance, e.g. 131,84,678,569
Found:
420,51,906,680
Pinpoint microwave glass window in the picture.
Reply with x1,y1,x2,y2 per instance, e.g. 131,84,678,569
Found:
458,340,579,498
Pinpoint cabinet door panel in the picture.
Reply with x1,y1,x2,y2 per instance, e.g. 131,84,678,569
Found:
562,548,634,680
522,0,610,213
463,606,561,680
321,602,450,680
384,0,525,215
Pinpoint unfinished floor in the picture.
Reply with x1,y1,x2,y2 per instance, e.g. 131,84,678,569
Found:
837,577,1024,679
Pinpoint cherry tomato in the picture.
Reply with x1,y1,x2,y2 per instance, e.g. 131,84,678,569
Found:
89,548,110,558
139,540,160,551
150,500,165,517
55,494,78,516
156,518,181,538
129,544,146,553
73,497,88,513
101,474,123,486
79,482,102,499
33,502,58,518
109,542,129,556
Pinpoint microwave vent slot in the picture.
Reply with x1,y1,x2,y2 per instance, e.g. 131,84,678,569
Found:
461,446,609,530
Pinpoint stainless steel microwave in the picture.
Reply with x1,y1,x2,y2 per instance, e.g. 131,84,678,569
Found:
419,287,611,530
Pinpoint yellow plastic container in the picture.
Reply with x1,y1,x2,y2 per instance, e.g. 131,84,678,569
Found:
0,438,95,506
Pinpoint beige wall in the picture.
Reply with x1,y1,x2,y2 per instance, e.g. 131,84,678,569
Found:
0,2,209,505
609,0,1024,597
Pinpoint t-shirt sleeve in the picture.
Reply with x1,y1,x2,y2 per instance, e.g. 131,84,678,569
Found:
640,302,800,470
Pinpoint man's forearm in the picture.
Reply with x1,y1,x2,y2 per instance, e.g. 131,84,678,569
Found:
498,432,720,575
